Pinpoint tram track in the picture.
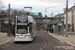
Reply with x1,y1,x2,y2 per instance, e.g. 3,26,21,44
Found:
44,33,63,50
0,31,75,50
40,33,47,50
39,31,75,50
0,42,32,50
0,31,44,50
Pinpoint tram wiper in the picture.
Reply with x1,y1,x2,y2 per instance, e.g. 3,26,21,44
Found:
21,32,24,34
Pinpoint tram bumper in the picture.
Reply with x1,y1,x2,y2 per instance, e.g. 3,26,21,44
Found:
14,38,33,42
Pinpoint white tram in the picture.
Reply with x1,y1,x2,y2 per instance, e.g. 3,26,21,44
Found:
14,15,36,42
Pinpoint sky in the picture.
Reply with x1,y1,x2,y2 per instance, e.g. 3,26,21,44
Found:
1,0,75,17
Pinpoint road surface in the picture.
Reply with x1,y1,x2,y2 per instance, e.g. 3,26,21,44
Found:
0,31,75,50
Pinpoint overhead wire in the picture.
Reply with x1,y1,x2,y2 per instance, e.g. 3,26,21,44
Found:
25,0,65,14
45,0,51,12
46,4,65,9
25,0,33,12
26,0,29,6
39,4,65,12
47,0,51,7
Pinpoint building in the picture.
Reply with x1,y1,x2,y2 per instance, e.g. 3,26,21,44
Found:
0,11,8,32
55,5,75,31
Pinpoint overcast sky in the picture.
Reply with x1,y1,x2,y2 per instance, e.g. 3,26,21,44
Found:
2,0,75,17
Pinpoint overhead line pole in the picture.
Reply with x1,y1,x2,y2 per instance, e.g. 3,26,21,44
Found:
8,4,10,36
66,0,68,37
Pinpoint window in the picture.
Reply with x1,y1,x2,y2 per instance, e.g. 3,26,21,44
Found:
17,25,27,34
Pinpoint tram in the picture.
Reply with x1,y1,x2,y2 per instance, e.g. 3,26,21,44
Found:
14,15,36,42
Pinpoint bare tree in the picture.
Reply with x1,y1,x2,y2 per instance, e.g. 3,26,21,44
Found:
5,8,26,17
0,0,4,11
8,9,25,16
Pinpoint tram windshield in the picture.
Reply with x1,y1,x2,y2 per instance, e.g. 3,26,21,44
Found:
17,25,27,34
17,16,28,23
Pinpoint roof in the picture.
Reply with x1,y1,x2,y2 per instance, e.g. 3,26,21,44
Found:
55,5,75,17
68,6,75,12
47,20,63,25
33,17,63,19
54,12,66,17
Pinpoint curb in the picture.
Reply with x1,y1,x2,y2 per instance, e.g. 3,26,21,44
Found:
48,32,75,47
47,33,63,43
0,39,11,45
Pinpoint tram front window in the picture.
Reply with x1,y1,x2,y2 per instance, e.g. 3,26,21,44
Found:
17,25,27,34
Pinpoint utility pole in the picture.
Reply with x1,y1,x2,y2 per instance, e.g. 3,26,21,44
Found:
51,12,53,17
0,22,1,32
66,0,68,37
8,4,10,36
74,3,75,6
63,16,64,36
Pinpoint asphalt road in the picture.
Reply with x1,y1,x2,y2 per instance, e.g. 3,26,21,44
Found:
0,31,75,50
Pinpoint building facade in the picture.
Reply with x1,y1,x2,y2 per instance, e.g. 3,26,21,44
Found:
55,6,75,31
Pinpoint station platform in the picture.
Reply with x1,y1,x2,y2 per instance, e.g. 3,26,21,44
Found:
48,31,75,46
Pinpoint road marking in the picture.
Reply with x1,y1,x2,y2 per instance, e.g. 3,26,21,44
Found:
40,35,46,50
0,39,11,45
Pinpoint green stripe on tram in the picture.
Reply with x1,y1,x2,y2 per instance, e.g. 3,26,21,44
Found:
31,32,34,38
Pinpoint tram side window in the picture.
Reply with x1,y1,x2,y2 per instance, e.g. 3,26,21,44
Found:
29,23,32,33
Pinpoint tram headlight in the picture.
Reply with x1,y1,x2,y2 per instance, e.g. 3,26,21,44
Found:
16,35,19,38
25,35,28,37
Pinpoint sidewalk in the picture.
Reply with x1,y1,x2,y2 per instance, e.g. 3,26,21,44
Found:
48,31,75,46
0,32,14,45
